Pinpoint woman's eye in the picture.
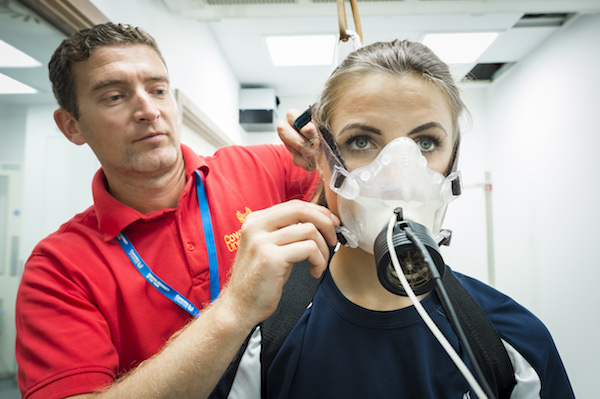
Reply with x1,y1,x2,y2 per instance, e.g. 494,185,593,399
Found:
417,138,436,152
349,137,373,150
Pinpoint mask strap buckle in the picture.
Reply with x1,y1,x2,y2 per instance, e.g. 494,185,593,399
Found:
442,171,463,203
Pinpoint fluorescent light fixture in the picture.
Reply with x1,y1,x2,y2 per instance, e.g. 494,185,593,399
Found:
0,39,42,67
0,72,37,94
266,35,336,66
422,32,499,64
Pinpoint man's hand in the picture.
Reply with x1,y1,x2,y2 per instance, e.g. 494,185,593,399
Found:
224,200,339,327
277,108,318,171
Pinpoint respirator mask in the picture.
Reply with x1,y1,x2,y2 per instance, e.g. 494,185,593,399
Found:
321,134,462,296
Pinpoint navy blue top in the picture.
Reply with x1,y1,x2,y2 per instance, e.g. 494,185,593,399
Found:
266,268,574,398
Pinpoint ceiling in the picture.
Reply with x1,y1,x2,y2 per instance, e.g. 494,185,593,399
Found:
1,0,600,107
0,0,64,106
163,0,600,100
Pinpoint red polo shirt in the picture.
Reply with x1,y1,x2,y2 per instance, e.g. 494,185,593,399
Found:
15,144,317,399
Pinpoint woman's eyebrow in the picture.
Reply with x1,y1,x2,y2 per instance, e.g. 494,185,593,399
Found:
339,123,382,136
407,122,448,136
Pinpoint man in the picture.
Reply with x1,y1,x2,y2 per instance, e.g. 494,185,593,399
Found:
15,22,337,399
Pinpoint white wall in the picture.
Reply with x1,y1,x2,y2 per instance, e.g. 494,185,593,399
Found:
0,105,26,164
181,122,219,156
243,95,315,145
91,0,242,144
19,105,99,261
483,13,600,397
442,85,494,284
0,104,27,375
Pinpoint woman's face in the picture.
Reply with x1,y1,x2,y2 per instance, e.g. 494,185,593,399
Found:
319,73,455,217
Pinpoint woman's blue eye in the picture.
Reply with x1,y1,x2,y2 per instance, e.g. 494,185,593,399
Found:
418,139,435,152
350,137,371,150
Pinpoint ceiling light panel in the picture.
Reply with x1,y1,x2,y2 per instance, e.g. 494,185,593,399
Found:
0,72,37,94
0,39,42,68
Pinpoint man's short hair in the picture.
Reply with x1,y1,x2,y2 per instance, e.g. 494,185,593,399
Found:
48,22,165,119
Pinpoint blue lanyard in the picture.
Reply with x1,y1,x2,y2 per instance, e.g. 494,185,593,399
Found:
117,170,220,318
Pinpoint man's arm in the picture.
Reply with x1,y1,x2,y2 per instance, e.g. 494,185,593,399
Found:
64,200,339,399
66,290,253,399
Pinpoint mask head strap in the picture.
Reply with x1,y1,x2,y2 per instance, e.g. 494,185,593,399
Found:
293,106,348,176
444,135,461,196
317,125,350,191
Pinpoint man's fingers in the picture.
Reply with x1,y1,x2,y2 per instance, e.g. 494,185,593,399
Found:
243,200,339,247
276,240,328,279
277,108,317,171
225,199,341,324
274,222,331,265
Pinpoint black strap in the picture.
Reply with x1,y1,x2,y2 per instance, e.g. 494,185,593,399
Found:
260,259,324,397
440,269,516,399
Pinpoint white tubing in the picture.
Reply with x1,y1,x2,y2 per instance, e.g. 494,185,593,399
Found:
386,216,488,399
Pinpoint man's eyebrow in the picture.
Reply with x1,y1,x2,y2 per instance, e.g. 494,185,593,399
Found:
145,75,169,84
407,122,448,136
339,123,382,136
91,76,169,92
91,79,124,92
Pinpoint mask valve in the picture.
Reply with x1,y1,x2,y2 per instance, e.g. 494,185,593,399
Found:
374,208,446,296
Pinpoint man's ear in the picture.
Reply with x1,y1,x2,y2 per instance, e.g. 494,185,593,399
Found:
54,109,86,145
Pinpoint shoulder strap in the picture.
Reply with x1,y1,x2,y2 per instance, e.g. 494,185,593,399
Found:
440,268,516,399
260,259,324,397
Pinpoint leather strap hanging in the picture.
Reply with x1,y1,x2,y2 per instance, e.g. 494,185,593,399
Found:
337,0,363,43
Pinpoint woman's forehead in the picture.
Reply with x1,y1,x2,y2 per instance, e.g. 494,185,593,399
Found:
329,74,454,138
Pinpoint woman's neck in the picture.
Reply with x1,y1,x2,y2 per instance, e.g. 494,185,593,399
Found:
329,245,428,311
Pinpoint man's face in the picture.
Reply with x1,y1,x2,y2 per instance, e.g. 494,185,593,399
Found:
69,44,180,179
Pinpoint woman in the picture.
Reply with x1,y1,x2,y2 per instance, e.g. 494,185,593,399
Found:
264,40,574,398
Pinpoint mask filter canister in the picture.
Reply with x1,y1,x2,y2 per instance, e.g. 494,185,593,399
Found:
374,209,446,296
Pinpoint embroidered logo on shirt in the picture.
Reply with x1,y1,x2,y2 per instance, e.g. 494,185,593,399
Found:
236,207,252,223
462,391,473,399
224,207,252,252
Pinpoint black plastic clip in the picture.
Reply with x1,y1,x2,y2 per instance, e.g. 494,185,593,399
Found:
293,106,312,132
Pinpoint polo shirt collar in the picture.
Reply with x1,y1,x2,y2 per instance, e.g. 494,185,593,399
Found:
94,144,208,242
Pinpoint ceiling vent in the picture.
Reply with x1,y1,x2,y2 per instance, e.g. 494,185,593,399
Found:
465,62,513,82
513,13,574,28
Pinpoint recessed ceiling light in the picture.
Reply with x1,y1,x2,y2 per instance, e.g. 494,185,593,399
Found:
0,72,37,94
0,39,42,68
266,35,336,66
422,32,499,64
